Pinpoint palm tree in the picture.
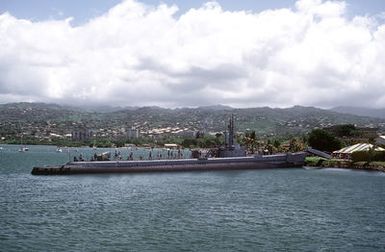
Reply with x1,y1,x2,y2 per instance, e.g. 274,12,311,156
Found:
244,130,257,154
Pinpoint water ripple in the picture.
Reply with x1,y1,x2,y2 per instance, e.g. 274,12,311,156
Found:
1,156,385,251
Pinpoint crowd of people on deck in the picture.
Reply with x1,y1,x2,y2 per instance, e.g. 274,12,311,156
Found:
73,148,186,162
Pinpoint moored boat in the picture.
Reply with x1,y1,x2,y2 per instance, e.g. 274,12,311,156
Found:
18,146,29,152
31,115,306,175
31,152,306,175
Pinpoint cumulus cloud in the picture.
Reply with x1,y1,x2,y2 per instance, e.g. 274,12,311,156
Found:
0,0,384,108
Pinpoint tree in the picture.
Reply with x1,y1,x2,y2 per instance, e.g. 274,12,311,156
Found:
181,138,198,148
329,124,356,137
243,130,258,153
289,138,304,152
195,131,205,139
198,136,221,148
308,129,342,152
272,139,281,149
215,132,223,139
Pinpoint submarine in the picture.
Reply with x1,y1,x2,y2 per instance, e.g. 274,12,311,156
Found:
31,116,306,175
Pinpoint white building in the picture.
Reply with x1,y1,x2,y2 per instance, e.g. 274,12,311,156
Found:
332,143,385,159
127,127,140,139
376,135,385,146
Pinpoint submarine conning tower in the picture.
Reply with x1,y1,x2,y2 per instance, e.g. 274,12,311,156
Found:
218,114,246,158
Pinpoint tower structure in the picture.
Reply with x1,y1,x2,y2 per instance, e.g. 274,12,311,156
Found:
219,114,246,157
228,114,235,149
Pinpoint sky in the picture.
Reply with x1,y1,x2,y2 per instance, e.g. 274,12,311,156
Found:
0,0,385,108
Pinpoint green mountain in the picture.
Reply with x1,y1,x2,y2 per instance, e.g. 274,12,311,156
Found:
331,106,385,119
0,103,384,140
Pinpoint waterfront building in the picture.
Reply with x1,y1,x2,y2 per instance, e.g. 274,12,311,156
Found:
127,127,140,139
164,143,179,149
71,129,94,141
376,135,385,147
332,143,385,159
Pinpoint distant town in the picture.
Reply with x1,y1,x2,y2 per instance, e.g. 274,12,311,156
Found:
0,103,384,153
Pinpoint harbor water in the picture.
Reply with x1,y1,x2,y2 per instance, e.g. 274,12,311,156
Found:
1,145,385,251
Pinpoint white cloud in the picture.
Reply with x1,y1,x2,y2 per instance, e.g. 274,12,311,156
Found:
0,0,384,108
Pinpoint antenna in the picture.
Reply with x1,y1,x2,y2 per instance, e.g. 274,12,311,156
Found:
228,114,235,148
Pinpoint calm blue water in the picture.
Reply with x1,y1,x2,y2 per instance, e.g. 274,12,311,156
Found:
1,145,385,251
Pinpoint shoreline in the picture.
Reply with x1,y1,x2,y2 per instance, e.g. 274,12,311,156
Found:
305,158,385,172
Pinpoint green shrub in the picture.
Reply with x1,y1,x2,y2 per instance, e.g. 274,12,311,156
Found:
373,151,385,161
305,156,326,166
351,151,369,162
308,129,341,152
351,151,385,162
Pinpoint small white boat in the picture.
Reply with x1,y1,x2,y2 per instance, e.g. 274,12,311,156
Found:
18,146,29,152
56,148,63,153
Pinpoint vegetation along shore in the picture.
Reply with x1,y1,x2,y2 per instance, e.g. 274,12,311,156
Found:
1,102,385,172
